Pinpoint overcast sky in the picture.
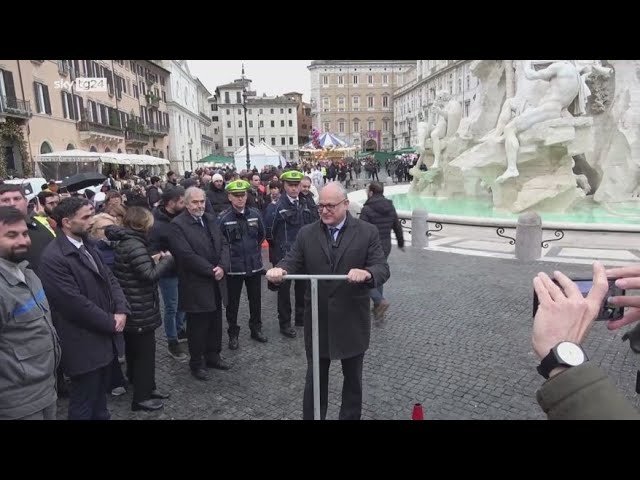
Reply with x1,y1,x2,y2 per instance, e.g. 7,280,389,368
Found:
187,60,312,101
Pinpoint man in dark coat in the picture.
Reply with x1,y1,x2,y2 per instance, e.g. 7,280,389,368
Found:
267,182,390,420
38,197,130,420
358,181,405,325
169,187,231,382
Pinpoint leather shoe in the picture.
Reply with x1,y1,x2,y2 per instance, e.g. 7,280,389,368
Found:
191,368,209,381
131,398,164,412
206,358,231,370
150,389,170,400
250,330,268,343
280,327,296,338
228,336,239,350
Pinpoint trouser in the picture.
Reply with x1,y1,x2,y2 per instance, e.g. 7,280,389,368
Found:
68,363,112,420
15,401,57,420
277,279,306,328
159,276,186,342
226,274,262,336
110,355,126,390
186,310,222,371
302,353,364,420
124,330,157,404
369,251,389,306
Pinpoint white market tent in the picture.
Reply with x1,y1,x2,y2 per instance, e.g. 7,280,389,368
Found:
234,141,286,171
36,149,170,180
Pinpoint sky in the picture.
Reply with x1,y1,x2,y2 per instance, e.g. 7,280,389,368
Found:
187,60,312,101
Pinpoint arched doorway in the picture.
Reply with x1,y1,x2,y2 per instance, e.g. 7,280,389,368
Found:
104,147,111,153
89,146,97,152
40,141,53,154
117,148,122,153
158,151,164,158
135,149,140,155
364,139,377,151
145,150,151,155
66,143,75,150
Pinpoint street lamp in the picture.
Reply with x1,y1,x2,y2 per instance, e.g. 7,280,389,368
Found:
242,89,250,171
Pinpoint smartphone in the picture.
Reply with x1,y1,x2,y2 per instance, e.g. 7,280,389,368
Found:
533,278,625,321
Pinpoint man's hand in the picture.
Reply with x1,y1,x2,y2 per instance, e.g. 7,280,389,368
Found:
151,253,162,263
114,313,127,332
605,265,640,330
266,267,287,284
213,266,224,281
532,261,608,360
347,268,372,284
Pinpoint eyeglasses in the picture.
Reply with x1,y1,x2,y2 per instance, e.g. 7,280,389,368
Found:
317,199,347,212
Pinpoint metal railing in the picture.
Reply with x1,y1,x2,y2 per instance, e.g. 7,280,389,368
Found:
282,274,348,420
77,119,124,136
0,96,32,116
125,129,150,143
147,121,169,135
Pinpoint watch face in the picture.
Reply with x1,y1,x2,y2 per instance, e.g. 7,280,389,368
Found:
556,342,586,366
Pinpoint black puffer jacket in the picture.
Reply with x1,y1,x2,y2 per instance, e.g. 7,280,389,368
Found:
207,184,230,214
358,194,405,257
105,225,174,334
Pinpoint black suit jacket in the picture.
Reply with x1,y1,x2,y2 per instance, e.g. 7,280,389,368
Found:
277,213,389,359
168,211,230,313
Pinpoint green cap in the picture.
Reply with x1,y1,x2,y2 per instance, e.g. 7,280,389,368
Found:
225,179,251,193
280,170,304,183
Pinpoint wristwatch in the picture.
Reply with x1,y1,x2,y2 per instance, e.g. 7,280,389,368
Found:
537,341,588,379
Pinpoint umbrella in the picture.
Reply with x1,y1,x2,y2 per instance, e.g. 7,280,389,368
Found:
59,172,107,191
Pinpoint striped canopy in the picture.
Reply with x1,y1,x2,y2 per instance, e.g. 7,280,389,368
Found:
302,132,348,150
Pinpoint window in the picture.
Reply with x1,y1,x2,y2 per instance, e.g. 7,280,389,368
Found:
259,120,264,128
248,109,252,114
368,74,373,84
322,75,329,85
239,138,244,146
290,151,295,160
288,108,292,114
61,91,75,119
323,122,330,132
227,138,233,147
270,120,275,127
383,119,389,132
281,137,286,145
289,137,294,145
353,75,358,85
338,121,345,133
270,108,274,114
227,121,231,128
465,100,470,117
368,120,375,131
236,109,241,115
353,119,360,132
338,96,345,111
322,97,329,112
33,82,51,114
271,137,276,146
467,75,470,90
236,91,241,103
238,120,243,128
212,116,219,122
249,120,253,128
352,96,360,110
382,95,389,108
214,128,218,134
383,74,388,84
280,108,284,114
338,75,344,85
280,120,284,127
367,96,374,108
458,78,462,93
250,137,254,144
226,109,230,115
214,143,219,150
225,92,230,103
260,138,265,143
288,120,293,127
259,109,263,114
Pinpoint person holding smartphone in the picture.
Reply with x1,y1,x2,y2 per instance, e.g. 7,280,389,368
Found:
532,261,640,419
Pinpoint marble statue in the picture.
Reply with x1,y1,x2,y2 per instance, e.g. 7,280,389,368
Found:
430,90,462,169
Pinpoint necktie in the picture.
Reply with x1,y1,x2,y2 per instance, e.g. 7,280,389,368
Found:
79,245,99,273
329,227,338,242
199,217,205,228
293,200,299,208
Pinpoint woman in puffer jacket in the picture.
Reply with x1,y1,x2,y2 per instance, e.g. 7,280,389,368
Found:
105,207,173,412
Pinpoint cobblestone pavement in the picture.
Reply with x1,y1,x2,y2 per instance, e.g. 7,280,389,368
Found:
56,249,640,420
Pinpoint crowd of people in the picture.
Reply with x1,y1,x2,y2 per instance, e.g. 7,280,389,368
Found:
0,162,639,420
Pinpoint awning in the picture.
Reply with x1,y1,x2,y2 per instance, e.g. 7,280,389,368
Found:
198,154,235,164
392,147,416,155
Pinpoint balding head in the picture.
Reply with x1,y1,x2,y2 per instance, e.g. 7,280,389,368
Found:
318,182,349,227
184,186,206,217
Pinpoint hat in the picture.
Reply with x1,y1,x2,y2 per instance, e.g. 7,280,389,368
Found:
212,173,224,182
280,170,304,183
225,179,251,193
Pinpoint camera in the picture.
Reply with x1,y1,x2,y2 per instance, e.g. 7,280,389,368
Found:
533,278,626,321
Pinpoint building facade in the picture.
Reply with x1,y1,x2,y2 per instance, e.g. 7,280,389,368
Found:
195,77,213,160
308,60,416,152
215,77,299,164
392,60,480,149
163,60,202,174
282,91,312,147
207,92,223,155
0,59,170,178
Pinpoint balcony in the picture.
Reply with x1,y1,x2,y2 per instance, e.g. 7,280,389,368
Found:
77,119,124,145
0,96,32,121
125,128,150,147
201,134,213,142
145,93,160,109
146,122,169,137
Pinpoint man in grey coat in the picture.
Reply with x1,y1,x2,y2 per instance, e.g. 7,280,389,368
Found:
267,182,390,420
0,206,61,420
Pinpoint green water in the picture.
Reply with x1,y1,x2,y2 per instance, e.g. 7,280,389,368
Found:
387,194,640,226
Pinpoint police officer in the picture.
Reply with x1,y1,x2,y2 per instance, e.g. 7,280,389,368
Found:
218,180,268,350
264,170,319,338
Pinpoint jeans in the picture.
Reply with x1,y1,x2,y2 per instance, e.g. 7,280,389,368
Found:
369,284,384,306
159,275,185,342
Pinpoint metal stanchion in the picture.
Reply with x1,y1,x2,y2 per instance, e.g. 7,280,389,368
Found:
283,274,348,420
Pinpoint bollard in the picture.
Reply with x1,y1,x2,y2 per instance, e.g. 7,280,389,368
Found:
515,212,542,261
411,209,429,249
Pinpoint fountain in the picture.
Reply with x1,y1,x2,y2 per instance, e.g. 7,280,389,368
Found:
357,60,640,231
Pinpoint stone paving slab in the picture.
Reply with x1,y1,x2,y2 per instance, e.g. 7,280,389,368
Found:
55,248,640,420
